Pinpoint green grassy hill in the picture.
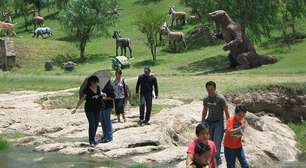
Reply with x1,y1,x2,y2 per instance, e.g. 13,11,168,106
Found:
1,0,306,99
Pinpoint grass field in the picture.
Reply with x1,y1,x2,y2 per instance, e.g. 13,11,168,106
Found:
0,0,305,97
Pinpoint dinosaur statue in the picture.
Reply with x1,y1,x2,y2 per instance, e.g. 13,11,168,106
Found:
208,10,277,70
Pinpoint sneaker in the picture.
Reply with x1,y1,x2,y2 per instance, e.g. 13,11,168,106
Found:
137,120,143,125
101,139,112,143
143,121,150,125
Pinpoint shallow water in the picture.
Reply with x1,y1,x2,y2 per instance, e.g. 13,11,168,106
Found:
0,145,175,168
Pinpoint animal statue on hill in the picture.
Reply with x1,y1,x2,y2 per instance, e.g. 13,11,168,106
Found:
32,27,53,38
168,6,186,27
112,31,133,58
0,22,16,36
208,10,277,70
31,11,44,30
161,23,187,50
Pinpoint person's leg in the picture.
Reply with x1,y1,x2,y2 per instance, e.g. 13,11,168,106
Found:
85,111,95,144
144,95,153,123
100,110,106,139
93,111,100,144
104,108,113,141
139,95,146,121
224,147,237,168
207,121,215,141
214,120,225,165
115,99,121,122
237,147,249,168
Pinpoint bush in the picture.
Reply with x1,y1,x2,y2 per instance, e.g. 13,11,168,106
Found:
51,53,79,66
0,138,9,151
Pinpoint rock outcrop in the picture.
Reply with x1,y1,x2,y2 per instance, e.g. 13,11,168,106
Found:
0,88,301,167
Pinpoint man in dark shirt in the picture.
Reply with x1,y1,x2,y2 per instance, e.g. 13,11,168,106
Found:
136,66,158,125
202,81,230,166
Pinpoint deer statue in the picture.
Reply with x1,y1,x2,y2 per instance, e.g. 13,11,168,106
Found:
0,22,16,36
168,6,187,27
161,22,187,50
31,10,44,30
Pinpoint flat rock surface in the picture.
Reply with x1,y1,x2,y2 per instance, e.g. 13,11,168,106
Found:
0,89,301,167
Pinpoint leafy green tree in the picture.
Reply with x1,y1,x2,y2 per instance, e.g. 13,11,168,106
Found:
182,0,280,42
135,6,165,63
59,0,118,62
13,0,32,31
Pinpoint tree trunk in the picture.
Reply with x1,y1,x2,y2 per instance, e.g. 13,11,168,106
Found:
79,39,87,63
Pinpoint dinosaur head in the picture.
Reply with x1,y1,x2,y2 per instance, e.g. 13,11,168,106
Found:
208,10,229,25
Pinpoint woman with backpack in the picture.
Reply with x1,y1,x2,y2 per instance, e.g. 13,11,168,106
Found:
112,69,129,123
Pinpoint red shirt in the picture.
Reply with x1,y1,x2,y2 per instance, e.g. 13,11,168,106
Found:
187,139,217,168
224,116,247,149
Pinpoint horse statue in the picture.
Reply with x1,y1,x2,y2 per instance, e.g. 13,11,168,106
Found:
112,31,133,58
168,6,187,27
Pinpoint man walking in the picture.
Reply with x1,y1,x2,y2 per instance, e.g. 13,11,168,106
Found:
202,81,230,166
136,66,158,125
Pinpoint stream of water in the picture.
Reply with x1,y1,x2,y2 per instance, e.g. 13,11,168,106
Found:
0,145,177,168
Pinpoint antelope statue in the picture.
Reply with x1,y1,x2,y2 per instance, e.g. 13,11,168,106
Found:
112,31,133,58
32,10,44,30
0,22,16,36
168,6,187,27
161,22,187,50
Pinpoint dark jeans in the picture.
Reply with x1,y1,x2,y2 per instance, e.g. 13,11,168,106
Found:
224,147,249,168
206,120,224,165
100,108,113,140
139,95,153,122
85,111,100,144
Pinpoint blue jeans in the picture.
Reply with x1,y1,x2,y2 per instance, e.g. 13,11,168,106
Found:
224,147,249,168
85,111,100,144
206,120,224,165
100,108,113,140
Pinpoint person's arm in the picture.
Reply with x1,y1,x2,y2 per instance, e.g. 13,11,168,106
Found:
224,104,230,120
202,105,208,123
186,153,193,167
136,76,141,94
153,77,158,98
72,95,85,114
103,86,115,100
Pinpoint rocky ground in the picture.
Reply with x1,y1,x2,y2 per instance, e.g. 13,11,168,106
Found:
0,88,302,168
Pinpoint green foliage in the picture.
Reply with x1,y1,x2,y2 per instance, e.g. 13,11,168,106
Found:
0,138,9,151
182,0,306,43
59,0,118,62
51,53,79,66
135,6,165,63
288,121,306,152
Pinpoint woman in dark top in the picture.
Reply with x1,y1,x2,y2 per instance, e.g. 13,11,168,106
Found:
100,80,115,143
72,76,102,147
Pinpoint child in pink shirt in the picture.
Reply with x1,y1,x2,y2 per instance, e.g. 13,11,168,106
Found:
187,123,217,168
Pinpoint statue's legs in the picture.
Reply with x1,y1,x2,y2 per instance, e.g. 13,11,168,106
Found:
235,52,257,70
228,53,239,68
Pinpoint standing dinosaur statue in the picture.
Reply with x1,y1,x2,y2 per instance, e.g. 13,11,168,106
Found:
208,10,277,70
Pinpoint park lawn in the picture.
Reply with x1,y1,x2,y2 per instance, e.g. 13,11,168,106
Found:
0,0,306,97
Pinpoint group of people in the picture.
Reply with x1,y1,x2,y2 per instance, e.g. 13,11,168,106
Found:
187,81,249,168
71,66,249,168
71,66,158,147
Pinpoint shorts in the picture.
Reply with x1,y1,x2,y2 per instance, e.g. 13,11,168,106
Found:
114,98,125,115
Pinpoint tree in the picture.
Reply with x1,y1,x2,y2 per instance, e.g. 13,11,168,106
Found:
135,6,165,63
59,0,118,62
182,0,279,42
13,0,32,31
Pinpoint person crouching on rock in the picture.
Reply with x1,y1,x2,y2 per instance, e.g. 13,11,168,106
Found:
100,80,115,143
72,76,102,148
187,123,217,168
112,69,129,123
223,105,249,168
188,143,211,168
